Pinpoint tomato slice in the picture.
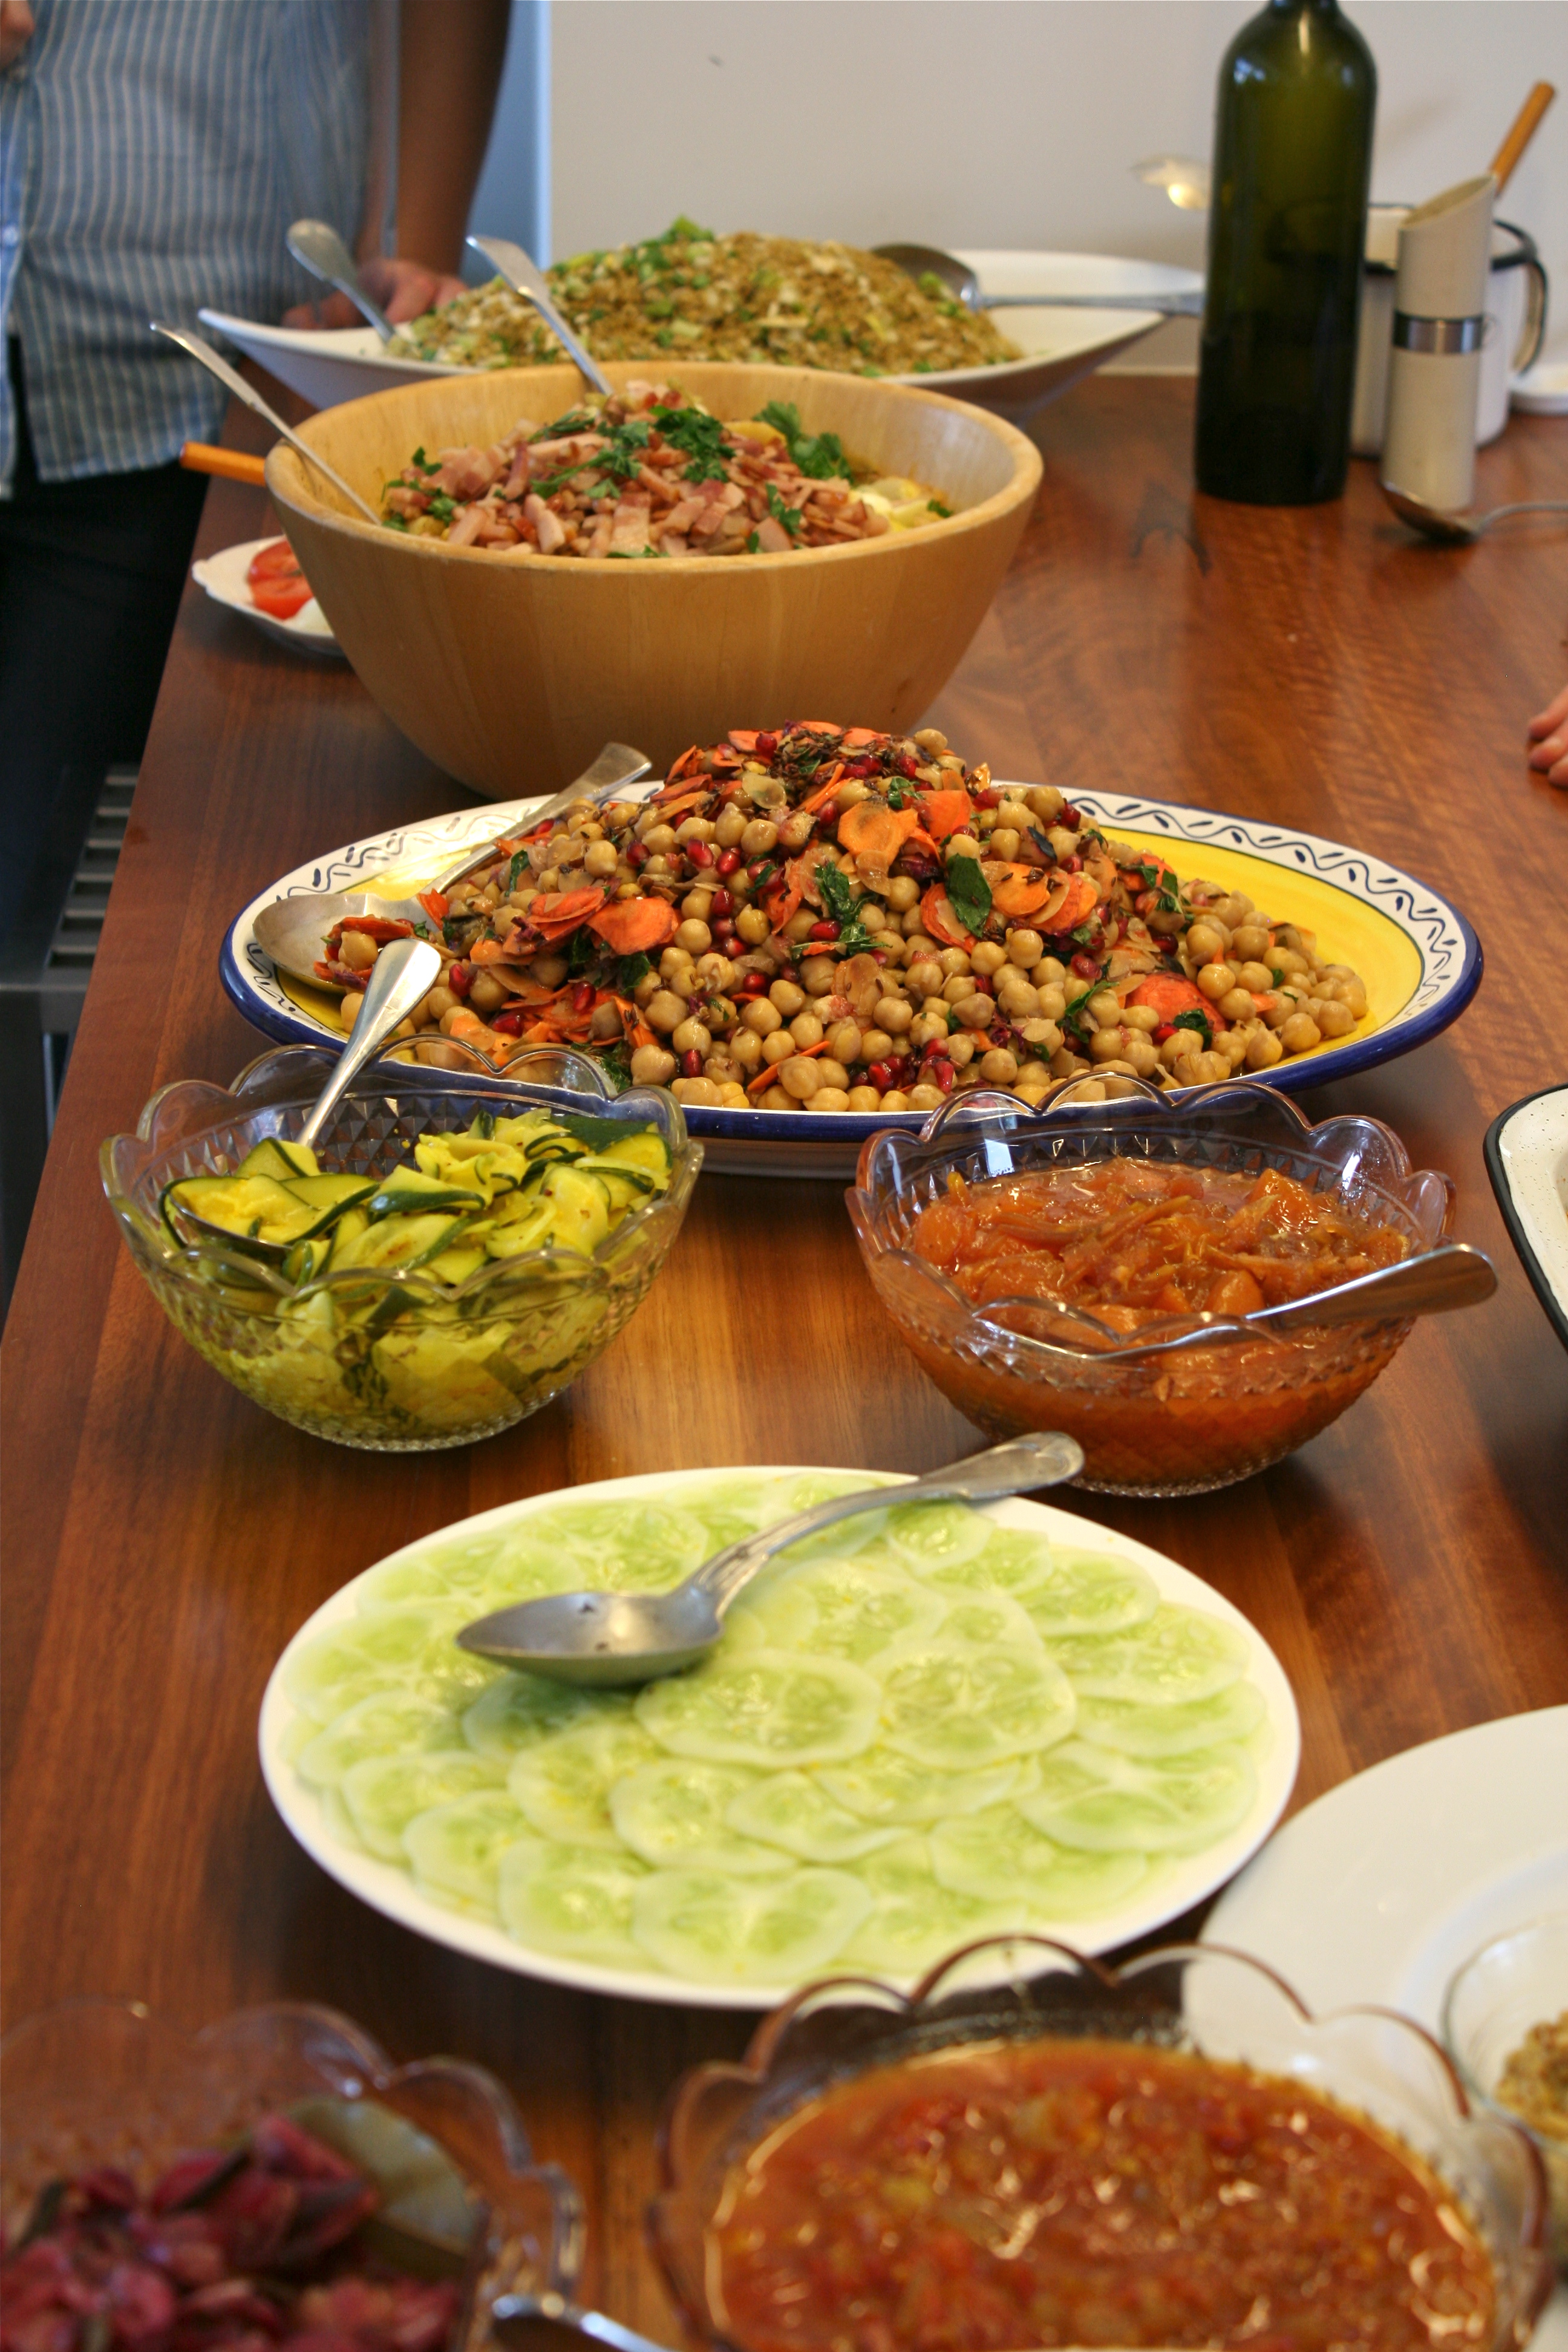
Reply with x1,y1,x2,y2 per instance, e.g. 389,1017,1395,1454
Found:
246,537,314,619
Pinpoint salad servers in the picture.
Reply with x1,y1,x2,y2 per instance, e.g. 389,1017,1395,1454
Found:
875,243,1204,316
287,218,395,342
457,1431,1086,1687
1380,481,1568,545
492,2291,676,2352
253,741,652,991
164,937,439,1257
468,234,613,395
149,322,382,524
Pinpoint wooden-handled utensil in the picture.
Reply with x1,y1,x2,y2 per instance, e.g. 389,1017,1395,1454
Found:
1491,80,1555,195
180,442,267,486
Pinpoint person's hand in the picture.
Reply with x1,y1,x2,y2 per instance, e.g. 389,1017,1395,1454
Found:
281,254,467,332
1527,682,1568,790
1,0,36,70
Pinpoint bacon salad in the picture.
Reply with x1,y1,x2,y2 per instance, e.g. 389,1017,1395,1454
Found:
381,384,950,558
321,725,1371,1113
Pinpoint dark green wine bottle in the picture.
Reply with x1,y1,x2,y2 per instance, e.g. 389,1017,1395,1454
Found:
1195,0,1376,504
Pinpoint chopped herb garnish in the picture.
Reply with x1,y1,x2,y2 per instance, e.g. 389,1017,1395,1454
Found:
567,927,598,975
755,400,849,482
766,485,803,537
1172,1007,1214,1047
927,500,952,517
1070,921,1100,948
944,854,993,938
613,951,653,992
505,849,529,892
652,403,730,483
745,529,759,552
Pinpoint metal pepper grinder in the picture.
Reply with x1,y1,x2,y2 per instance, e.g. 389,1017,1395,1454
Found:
1380,174,1495,519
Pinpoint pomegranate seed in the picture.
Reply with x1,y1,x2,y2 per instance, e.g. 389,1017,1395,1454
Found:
976,785,1003,808
448,962,472,996
572,982,595,1013
489,1008,525,1036
925,1037,951,1060
687,839,714,867
1071,952,1100,979
868,1060,896,1091
973,974,994,996
681,1048,704,1077
712,917,736,942
896,753,920,779
707,888,733,918
756,730,779,758
932,1058,956,1093
1154,1022,1176,1044
627,841,649,867
716,847,741,876
747,858,774,883
735,972,767,996
1063,852,1083,874
808,919,840,941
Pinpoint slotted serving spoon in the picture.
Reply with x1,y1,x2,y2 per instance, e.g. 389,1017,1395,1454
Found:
874,243,1204,316
253,742,652,991
457,1432,1085,1687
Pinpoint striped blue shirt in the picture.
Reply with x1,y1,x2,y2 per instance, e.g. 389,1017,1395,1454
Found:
1,0,373,491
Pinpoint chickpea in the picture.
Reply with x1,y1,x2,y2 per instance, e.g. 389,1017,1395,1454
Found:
1086,988,1120,1025
1034,984,1068,1023
834,780,872,811
639,857,671,882
973,1046,1016,1086
880,1090,911,1113
859,1027,894,1062
713,805,748,848
1020,1018,1063,1058
857,903,889,933
743,997,782,1037
1196,962,1234,1003
730,1027,763,1071
945,832,982,864
630,1042,677,1085
1021,785,1060,823
996,979,1040,1020
695,953,734,993
468,972,506,1014
740,818,779,858
338,929,378,973
1123,1034,1160,1078
909,1013,944,1049
827,1020,862,1065
801,958,838,998
1187,1050,1228,1084
846,1086,882,1111
533,954,568,988
906,957,944,999
735,906,770,945
1245,1027,1284,1071
875,995,913,1036
672,1076,724,1107
761,1031,795,1067
671,815,713,846
678,890,713,926
779,1055,822,1102
581,839,618,879
632,971,662,1009
1273,947,1309,977
1117,1003,1157,1034
589,1001,623,1040
801,1085,843,1113
884,875,920,912
1339,977,1368,1018
1007,929,1044,968
1217,988,1255,1024
645,988,687,1034
815,1059,850,1092
1184,920,1227,964
776,811,816,853
760,1086,794,1111
671,1016,713,1057
1279,1012,1322,1056
968,941,1005,977
337,990,362,1030
946,1033,976,1068
713,1082,748,1109
903,1082,940,1111
1160,1030,1202,1073
1033,955,1068,986
942,975,978,1006
640,820,678,853
704,1050,743,1085
1050,1047,1089,1079
1233,961,1272,995
995,799,1035,833
1089,1025,1127,1062
765,977,803,1018
955,996,995,1033
1314,999,1356,1039
1261,995,1292,1031
988,827,1021,863
783,909,817,943
789,1011,825,1050
423,984,457,1024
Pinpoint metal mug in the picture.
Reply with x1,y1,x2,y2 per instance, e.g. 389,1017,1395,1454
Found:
1351,205,1547,456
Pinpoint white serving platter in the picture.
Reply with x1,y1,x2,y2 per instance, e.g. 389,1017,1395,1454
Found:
1486,1082,1568,1351
191,536,344,659
199,249,1200,425
1206,1707,1568,2350
221,785,1481,1178
261,1465,1300,2012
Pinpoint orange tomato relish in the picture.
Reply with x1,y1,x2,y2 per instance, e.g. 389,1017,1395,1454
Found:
710,2037,1494,2352
912,1158,1406,1334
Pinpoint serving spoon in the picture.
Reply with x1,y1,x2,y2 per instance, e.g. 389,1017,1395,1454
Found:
253,741,652,991
1379,481,1568,544
874,243,1204,316
165,936,439,1259
149,322,383,524
457,1432,1085,1687
467,235,613,396
286,218,395,342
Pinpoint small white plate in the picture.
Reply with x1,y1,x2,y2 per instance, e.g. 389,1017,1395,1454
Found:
1512,360,1568,417
200,252,1201,425
191,537,344,659
1486,1082,1568,1351
1206,1708,1568,2348
261,1465,1300,2011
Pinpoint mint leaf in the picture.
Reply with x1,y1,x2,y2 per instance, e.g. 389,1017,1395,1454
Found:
613,950,653,991
1172,1007,1213,1047
944,854,992,938
816,862,860,926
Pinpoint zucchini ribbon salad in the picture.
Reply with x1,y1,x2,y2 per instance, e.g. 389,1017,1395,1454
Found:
321,725,1371,1112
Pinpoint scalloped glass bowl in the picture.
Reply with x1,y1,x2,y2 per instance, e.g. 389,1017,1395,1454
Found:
847,1078,1457,1495
0,1998,582,2336
653,1936,1553,2352
1444,1915,1568,2267
100,1045,700,1450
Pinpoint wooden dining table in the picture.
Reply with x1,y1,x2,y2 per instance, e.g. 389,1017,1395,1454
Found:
4,375,1566,2338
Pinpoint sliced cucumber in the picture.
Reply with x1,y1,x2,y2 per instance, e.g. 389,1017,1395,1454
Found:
881,1498,992,1572
1046,1605,1250,1705
404,1792,536,1912
818,1746,1026,1826
508,1717,661,1847
636,1649,881,1769
283,1602,493,1723
630,1866,871,1984
521,1501,711,1593
609,1760,788,1876
462,1671,608,1762
1076,1682,1267,1759
341,1748,503,1860
877,1641,1076,1769
912,1528,1057,1602
745,1558,946,1665
498,1841,649,1965
843,1835,1025,1973
238,1137,319,1181
921,1592,1044,1656
297,1690,467,1788
725,1772,900,1864
929,1805,1151,1913
1014,1738,1258,1854
1023,1552,1160,1638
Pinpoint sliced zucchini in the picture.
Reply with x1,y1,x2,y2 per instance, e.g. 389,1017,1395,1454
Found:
540,1166,610,1256
283,1172,378,1215
572,1158,656,1212
284,1232,335,1285
426,1243,488,1286
364,1166,482,1220
332,1211,475,1274
238,1137,319,1181
164,1173,322,1249
596,1128,668,1180
483,1201,556,1258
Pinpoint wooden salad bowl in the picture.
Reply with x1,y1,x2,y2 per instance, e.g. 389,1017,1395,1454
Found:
264,361,1042,798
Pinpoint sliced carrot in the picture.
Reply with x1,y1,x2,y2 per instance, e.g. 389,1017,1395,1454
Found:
904,825,944,861
915,790,974,844
838,799,918,866
1039,872,1100,934
800,763,847,818
797,722,843,738
921,884,972,949
988,864,1060,920
445,1008,509,1060
524,885,607,930
664,744,703,785
650,784,712,823
763,868,805,931
418,889,450,922
841,727,880,748
746,1038,831,1094
727,728,759,752
1126,973,1209,1019
336,915,414,944
588,896,678,955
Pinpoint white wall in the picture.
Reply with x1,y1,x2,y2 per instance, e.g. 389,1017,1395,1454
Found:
546,0,1568,370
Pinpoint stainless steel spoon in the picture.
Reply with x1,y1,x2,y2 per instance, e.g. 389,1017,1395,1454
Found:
467,235,613,396
287,218,395,342
457,1432,1086,1687
492,2290,676,2352
165,936,439,1258
874,242,1204,316
253,742,652,991
149,321,382,524
976,1241,1497,1363
1380,480,1568,544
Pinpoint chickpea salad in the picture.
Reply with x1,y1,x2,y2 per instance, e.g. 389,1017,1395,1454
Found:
387,218,1020,379
321,722,1371,1114
381,383,950,558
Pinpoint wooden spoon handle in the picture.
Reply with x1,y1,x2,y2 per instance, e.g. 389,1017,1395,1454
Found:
180,441,267,485
1491,81,1555,195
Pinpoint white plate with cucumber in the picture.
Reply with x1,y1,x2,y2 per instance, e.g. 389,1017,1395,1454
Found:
260,1466,1300,2007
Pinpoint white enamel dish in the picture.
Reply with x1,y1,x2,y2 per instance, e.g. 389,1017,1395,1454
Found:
191,537,344,659
260,1465,1301,2011
199,250,1198,425
1206,1707,1568,2349
221,785,1481,1178
1485,1083,1568,1351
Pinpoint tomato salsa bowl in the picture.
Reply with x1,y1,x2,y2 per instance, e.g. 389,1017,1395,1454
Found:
848,1079,1469,1496
652,1936,1552,2352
